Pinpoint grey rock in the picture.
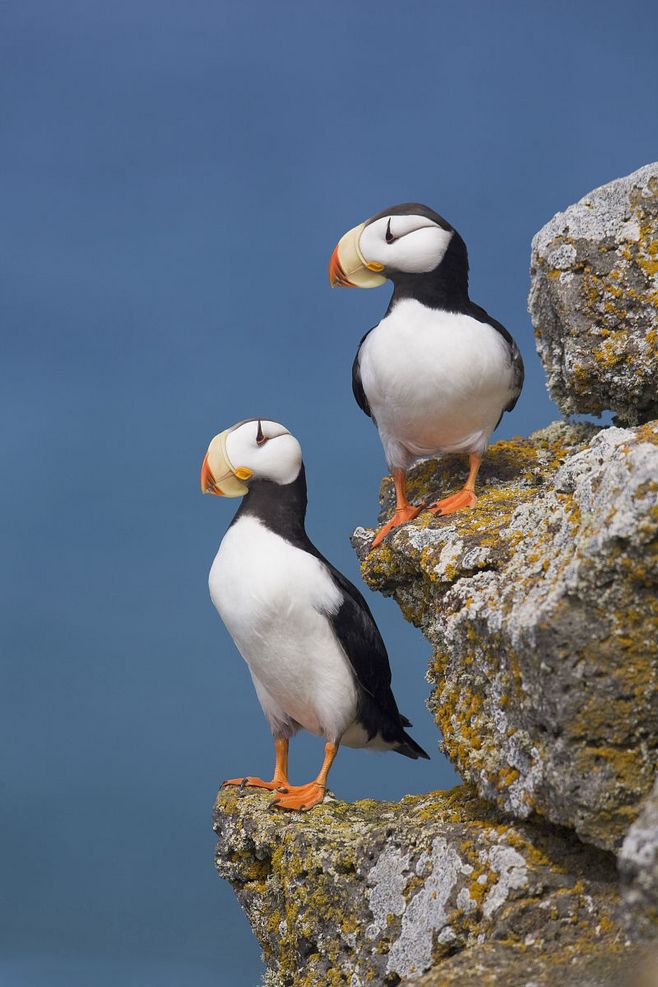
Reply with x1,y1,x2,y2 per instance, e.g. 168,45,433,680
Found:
355,422,658,851
214,785,630,986
529,162,658,424
620,776,658,937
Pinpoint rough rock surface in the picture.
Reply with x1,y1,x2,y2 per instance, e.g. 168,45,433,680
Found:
620,777,658,938
529,162,658,424
352,422,658,852
412,941,656,987
215,785,634,987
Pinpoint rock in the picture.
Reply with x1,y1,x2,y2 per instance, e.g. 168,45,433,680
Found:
353,421,658,852
620,777,658,937
412,941,657,987
214,784,634,987
529,162,658,425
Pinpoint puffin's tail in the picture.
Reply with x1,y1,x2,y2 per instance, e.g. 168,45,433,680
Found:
395,727,430,760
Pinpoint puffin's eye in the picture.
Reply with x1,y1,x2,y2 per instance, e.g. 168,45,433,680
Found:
256,420,268,446
385,218,398,245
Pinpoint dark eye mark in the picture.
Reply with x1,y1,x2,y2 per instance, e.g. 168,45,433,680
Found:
256,420,268,446
385,218,397,244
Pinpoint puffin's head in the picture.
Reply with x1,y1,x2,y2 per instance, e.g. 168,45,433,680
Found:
329,203,458,288
200,419,302,497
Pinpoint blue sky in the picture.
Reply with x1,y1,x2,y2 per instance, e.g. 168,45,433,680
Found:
2,2,657,984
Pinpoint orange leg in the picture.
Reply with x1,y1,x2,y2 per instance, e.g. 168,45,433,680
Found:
271,742,338,811
222,737,289,792
371,469,425,549
428,453,482,517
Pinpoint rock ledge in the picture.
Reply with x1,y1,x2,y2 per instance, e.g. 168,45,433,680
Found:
215,785,634,987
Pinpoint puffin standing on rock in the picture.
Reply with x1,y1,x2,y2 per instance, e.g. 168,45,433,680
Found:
201,418,428,811
329,203,524,549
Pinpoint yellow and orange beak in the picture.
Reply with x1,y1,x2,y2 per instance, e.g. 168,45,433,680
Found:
200,430,253,498
328,243,356,287
200,452,222,495
328,222,387,289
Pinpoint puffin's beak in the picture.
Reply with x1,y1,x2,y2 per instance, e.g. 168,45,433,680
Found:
329,244,356,287
200,452,223,495
200,430,253,498
328,223,387,289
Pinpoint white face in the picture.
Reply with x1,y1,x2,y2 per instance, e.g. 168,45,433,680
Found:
359,214,453,274
226,419,302,486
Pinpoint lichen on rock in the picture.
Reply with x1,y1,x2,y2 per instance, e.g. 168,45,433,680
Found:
353,421,658,852
529,162,658,425
214,784,630,986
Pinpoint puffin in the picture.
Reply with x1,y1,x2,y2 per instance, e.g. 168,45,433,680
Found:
329,203,524,548
200,418,429,811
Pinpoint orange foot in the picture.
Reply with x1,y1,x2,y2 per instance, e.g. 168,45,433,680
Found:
371,504,425,550
222,776,287,792
270,781,326,811
428,490,477,517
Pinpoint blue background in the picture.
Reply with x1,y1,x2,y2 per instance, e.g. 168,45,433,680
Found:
2,2,656,984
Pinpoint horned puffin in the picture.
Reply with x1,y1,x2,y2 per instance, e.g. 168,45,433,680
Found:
329,203,524,548
201,418,428,811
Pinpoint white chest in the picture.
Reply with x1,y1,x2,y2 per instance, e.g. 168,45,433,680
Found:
359,299,515,461
209,517,341,641
208,516,357,738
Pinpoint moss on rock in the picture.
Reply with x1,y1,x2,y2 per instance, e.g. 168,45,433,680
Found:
214,785,630,986
352,421,658,852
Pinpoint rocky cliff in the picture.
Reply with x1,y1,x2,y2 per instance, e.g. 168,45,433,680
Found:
214,165,658,986
353,419,658,853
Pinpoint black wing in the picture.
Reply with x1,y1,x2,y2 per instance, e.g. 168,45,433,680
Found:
291,530,428,757
352,328,375,420
323,563,397,716
294,531,395,713
467,301,524,413
316,555,424,744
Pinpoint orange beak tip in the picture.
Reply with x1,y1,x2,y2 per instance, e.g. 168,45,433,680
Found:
200,453,216,495
328,245,355,288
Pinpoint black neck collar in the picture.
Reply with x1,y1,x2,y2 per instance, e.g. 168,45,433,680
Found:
230,466,308,542
386,230,471,314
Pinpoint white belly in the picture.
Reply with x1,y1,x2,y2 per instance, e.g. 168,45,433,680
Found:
359,298,516,469
209,516,358,741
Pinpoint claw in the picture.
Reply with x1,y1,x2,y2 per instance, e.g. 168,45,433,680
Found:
271,781,326,811
370,503,425,550
222,775,287,792
427,490,477,517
